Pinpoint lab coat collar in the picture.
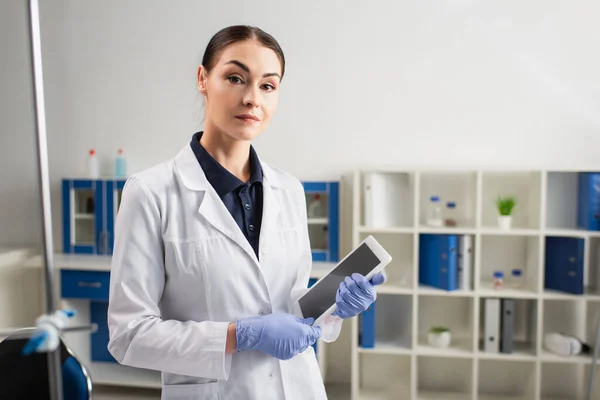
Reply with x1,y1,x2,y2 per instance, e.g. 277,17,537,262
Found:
174,144,285,192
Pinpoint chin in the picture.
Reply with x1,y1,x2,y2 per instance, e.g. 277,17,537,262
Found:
228,125,266,142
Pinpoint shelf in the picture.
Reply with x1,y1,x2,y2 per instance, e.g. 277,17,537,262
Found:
541,362,586,399
359,171,416,228
377,284,413,295
307,217,328,225
358,353,411,399
416,337,473,358
418,171,478,228
479,227,540,236
358,226,414,234
478,282,538,299
480,171,542,231
358,339,412,355
540,350,591,364
417,356,473,398
477,343,537,361
360,232,414,289
545,171,580,231
417,391,473,400
418,296,475,356
359,294,412,350
478,359,537,399
418,285,474,297
479,234,540,294
542,298,586,359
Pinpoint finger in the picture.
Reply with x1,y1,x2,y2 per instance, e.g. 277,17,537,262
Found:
309,325,322,341
297,317,315,325
370,273,386,286
351,273,365,282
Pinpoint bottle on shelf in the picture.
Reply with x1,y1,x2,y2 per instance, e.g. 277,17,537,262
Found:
427,196,443,227
114,148,127,178
493,271,504,290
509,269,523,289
444,202,457,227
88,149,99,178
307,194,324,218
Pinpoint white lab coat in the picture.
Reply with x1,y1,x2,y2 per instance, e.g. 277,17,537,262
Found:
107,143,342,400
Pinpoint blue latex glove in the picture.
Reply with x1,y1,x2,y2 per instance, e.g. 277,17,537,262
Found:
332,272,385,319
236,313,321,360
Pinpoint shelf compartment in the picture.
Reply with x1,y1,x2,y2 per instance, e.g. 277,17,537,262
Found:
358,294,412,351
542,299,587,360
541,363,586,399
478,298,538,359
417,295,475,354
360,232,414,289
481,171,542,230
545,171,600,232
587,302,600,348
588,237,600,296
417,356,473,399
418,170,478,229
480,234,541,293
359,171,416,229
358,353,411,399
478,360,537,399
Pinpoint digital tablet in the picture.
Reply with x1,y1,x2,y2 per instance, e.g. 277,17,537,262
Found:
298,235,392,327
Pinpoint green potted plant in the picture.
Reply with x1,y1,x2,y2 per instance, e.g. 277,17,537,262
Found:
496,196,516,230
427,326,451,348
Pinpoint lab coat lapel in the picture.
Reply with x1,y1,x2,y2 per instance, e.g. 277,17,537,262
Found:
198,187,259,266
259,176,281,242
174,145,259,267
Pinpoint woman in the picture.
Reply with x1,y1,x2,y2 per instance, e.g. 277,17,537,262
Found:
107,25,385,400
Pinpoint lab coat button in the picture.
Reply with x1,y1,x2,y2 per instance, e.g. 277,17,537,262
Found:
268,372,274,379
258,309,264,316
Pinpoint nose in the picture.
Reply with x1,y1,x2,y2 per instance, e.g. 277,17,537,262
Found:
242,85,260,108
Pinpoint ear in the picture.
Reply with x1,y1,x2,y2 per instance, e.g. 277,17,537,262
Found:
197,65,208,95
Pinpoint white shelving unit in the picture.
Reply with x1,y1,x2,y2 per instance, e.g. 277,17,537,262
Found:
345,168,600,400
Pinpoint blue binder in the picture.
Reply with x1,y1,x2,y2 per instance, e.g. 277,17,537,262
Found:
419,234,458,291
577,172,600,231
545,236,584,295
359,301,376,348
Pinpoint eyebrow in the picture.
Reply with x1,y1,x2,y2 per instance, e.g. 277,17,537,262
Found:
225,60,281,80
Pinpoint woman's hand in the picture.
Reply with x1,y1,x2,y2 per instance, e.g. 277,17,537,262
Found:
332,273,385,319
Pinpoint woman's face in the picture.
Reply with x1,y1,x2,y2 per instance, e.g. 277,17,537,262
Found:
198,40,282,142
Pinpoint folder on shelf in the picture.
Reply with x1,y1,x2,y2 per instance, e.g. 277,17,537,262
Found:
577,172,600,231
544,236,584,295
359,301,376,348
457,235,473,291
484,298,500,353
419,234,458,291
500,299,515,354
363,172,406,228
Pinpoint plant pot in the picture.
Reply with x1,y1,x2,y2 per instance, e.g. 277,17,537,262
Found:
427,331,451,348
498,215,512,230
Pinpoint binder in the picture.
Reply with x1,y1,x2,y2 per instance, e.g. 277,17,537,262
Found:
577,172,600,231
544,236,584,295
419,234,458,291
484,298,500,353
457,235,473,290
500,299,515,353
359,301,376,348
363,172,407,228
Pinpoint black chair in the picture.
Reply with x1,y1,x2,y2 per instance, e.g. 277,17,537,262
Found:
0,328,92,400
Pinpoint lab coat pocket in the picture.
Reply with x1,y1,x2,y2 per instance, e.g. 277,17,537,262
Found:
288,346,327,400
161,381,223,400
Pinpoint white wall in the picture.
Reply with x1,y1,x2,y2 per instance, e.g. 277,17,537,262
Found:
2,0,600,247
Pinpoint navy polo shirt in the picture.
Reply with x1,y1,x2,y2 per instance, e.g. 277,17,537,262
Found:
190,132,263,258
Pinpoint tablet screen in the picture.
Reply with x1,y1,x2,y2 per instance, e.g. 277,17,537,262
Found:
299,242,381,320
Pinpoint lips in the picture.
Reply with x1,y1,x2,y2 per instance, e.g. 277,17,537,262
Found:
236,114,260,122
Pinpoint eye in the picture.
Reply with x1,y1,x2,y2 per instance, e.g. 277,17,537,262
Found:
228,76,243,84
262,83,276,92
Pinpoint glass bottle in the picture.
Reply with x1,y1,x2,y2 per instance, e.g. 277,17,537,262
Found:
427,196,443,227
493,271,504,290
444,202,457,227
510,269,523,289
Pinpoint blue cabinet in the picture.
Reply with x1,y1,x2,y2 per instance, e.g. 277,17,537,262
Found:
303,181,340,262
62,178,126,255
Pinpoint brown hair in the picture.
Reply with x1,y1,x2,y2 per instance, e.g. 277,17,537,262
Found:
202,25,285,79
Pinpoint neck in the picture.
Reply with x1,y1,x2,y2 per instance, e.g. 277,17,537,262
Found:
200,126,252,182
